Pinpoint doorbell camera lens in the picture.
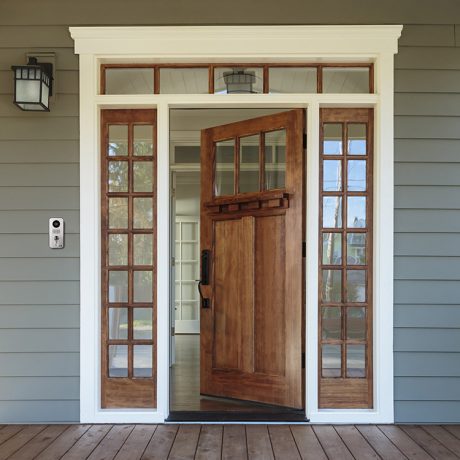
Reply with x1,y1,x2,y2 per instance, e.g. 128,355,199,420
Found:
52,220,61,228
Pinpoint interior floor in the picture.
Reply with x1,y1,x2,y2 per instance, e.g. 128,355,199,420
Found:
170,335,289,413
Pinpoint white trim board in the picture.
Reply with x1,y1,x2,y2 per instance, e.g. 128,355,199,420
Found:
71,25,401,424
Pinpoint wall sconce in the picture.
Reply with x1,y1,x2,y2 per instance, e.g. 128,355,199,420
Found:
11,57,53,111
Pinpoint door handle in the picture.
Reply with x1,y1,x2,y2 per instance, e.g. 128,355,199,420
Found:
197,250,211,308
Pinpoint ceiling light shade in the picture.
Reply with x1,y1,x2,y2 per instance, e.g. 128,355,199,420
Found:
11,57,53,111
223,68,256,94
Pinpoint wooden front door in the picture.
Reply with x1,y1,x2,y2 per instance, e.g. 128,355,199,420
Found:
200,110,305,409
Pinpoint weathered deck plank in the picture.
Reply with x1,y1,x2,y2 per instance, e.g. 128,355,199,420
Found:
195,425,223,460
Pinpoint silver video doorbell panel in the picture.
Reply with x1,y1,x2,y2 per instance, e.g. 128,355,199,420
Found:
49,218,64,249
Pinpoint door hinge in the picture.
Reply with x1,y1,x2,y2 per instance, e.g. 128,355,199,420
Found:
302,241,306,258
303,133,307,149
302,352,305,369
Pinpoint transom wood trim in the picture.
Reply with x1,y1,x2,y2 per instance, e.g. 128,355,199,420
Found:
318,107,373,409
101,109,157,409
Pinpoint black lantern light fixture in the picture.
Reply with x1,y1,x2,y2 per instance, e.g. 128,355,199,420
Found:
11,57,53,111
223,68,256,94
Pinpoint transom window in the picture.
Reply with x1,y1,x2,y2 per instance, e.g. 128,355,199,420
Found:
101,63,373,95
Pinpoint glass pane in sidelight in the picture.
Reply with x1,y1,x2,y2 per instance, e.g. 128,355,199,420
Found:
108,161,128,192
347,344,366,378
105,68,154,95
108,234,128,266
239,134,260,193
108,345,128,377
109,197,128,229
133,161,153,192
265,129,286,190
347,233,366,265
323,196,342,228
108,308,128,340
133,125,154,156
322,67,370,93
108,125,128,156
133,234,153,265
269,67,317,93
133,271,153,303
322,306,341,340
347,307,366,340
159,68,209,94
348,124,367,155
133,308,153,339
322,269,342,303
322,344,341,378
133,198,153,229
215,139,234,196
347,160,366,191
214,67,263,94
322,233,342,265
323,124,342,155
108,271,128,303
323,160,342,191
346,270,366,303
347,196,366,228
133,345,153,378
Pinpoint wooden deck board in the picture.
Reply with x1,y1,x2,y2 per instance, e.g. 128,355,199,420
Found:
0,424,458,459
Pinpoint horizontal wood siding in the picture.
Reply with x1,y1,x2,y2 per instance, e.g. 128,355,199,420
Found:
0,6,458,423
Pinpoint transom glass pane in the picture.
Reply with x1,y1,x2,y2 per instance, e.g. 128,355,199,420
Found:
215,139,234,196
323,67,370,93
105,68,154,95
269,67,317,93
160,68,208,94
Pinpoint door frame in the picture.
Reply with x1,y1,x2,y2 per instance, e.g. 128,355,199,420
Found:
71,25,402,424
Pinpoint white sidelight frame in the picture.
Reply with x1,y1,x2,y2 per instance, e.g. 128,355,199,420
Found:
71,25,402,424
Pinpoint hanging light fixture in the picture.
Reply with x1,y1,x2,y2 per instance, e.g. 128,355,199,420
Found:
223,68,256,94
11,57,53,111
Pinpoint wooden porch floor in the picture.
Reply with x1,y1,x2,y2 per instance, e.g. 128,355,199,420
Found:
1,424,460,459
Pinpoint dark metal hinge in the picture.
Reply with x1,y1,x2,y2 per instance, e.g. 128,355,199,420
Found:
302,241,306,258
302,352,305,369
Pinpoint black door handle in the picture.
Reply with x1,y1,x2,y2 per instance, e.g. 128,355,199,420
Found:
197,250,211,308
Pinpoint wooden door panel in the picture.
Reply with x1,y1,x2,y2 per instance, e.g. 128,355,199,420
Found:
200,109,305,410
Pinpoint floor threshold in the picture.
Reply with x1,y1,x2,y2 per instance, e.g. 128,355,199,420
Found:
166,411,309,423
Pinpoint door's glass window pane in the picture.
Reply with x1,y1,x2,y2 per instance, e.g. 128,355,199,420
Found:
160,68,208,94
347,233,366,265
133,198,153,228
133,308,153,339
322,344,341,378
346,270,366,303
181,302,199,320
265,129,286,190
323,67,370,93
133,345,153,378
322,269,342,303
134,125,154,156
108,234,128,266
108,308,128,340
239,134,259,193
323,160,342,191
347,307,366,340
214,67,263,94
108,161,128,192
323,196,342,228
105,68,154,95
133,161,153,192
133,234,153,265
108,271,128,303
134,271,153,303
109,197,128,229
269,67,317,93
347,160,366,191
322,307,341,340
347,344,366,378
322,233,342,265
347,196,366,228
348,124,367,155
108,125,128,156
215,139,234,196
323,124,342,155
108,345,128,377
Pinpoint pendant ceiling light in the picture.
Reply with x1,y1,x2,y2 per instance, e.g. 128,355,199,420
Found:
223,68,256,94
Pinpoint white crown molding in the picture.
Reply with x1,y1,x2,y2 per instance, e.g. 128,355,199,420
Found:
70,25,402,57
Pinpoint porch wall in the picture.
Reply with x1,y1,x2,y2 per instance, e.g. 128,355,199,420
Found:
0,0,459,423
